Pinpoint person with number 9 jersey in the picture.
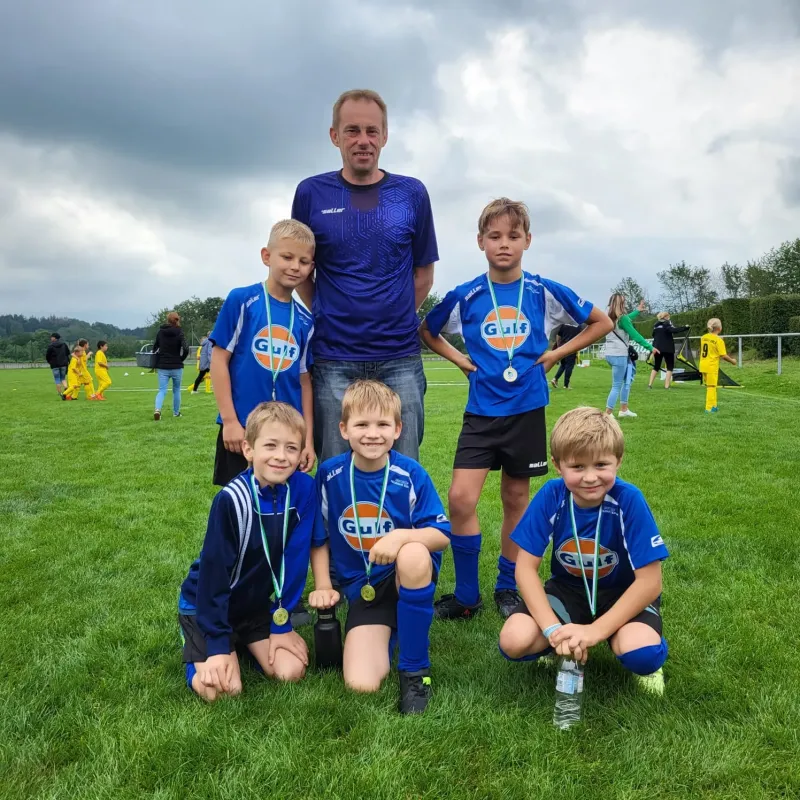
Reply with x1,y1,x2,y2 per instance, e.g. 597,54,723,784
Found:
421,198,613,622
308,380,451,715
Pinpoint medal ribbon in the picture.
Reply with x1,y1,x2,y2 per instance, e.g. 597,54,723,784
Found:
250,473,291,609
568,494,603,618
486,274,524,370
349,453,390,586
264,284,295,401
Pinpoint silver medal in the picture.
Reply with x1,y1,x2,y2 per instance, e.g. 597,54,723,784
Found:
504,366,517,383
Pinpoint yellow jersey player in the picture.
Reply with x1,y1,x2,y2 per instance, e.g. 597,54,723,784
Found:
63,346,85,400
94,341,111,400
77,338,98,400
699,318,736,413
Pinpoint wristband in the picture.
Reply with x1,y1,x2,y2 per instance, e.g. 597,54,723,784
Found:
543,623,563,639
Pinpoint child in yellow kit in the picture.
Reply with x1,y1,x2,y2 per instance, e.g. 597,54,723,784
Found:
64,345,86,400
77,338,98,400
94,340,111,400
699,318,736,413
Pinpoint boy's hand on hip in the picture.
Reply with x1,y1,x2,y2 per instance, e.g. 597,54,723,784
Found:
535,351,559,373
458,358,477,379
268,631,308,666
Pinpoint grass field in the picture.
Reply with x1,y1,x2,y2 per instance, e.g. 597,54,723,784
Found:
2,359,799,799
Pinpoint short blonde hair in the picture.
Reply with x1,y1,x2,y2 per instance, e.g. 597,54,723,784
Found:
268,219,315,249
657,311,670,321
550,407,625,464
707,317,722,332
478,198,531,237
332,89,388,131
244,401,306,447
341,379,401,425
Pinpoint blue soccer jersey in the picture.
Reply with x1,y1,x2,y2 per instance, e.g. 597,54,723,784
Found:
511,478,669,592
291,170,438,361
210,282,313,426
424,272,592,417
315,451,451,603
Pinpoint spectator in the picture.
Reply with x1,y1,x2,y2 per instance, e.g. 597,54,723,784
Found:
648,313,689,390
45,333,70,398
153,311,189,421
550,323,584,390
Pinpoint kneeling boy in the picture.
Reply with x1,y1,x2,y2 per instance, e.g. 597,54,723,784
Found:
498,407,668,694
177,402,321,701
309,380,450,714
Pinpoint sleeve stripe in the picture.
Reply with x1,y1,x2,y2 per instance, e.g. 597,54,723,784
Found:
543,287,578,338
224,479,252,588
226,303,246,353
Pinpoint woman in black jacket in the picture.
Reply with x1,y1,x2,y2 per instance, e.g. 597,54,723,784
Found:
153,311,189,420
648,312,689,390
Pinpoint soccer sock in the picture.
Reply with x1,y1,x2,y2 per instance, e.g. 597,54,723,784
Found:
397,582,435,673
498,644,551,662
494,554,517,593
617,638,668,675
450,532,482,606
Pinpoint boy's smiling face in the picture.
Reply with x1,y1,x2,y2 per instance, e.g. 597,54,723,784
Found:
242,421,303,487
553,450,621,508
261,238,315,293
339,408,401,465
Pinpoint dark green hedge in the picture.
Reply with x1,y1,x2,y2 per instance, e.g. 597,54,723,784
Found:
788,316,800,356
749,295,800,356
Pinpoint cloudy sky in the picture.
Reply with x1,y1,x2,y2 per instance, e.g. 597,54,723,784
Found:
1,0,799,327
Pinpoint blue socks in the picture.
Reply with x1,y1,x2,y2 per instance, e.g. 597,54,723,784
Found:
450,533,482,606
397,582,436,672
498,644,551,662
617,638,669,675
494,554,517,593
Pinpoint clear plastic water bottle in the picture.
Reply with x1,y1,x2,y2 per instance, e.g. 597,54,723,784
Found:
553,657,584,729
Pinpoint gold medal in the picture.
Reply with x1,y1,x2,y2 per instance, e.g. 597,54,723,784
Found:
361,584,376,602
272,607,290,626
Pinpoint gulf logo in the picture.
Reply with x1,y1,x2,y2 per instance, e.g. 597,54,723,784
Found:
555,539,619,579
480,307,530,351
338,502,394,552
252,326,299,373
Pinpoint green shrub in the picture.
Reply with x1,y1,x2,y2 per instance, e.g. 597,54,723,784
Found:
749,295,800,357
788,315,800,356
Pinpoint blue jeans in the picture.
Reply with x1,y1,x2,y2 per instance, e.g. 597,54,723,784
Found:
156,368,183,415
606,356,634,409
312,356,427,463
51,366,67,384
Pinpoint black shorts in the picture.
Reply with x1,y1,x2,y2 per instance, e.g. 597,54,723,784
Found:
453,408,548,478
344,570,439,635
652,352,675,372
213,424,249,486
178,611,271,663
512,578,663,635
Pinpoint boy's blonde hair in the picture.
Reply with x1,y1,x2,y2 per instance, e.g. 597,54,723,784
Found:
332,89,388,131
707,317,722,332
478,197,531,237
268,219,315,249
341,379,401,425
550,407,625,464
657,311,670,321
244,401,306,447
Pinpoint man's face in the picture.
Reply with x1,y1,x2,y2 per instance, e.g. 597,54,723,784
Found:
330,98,387,179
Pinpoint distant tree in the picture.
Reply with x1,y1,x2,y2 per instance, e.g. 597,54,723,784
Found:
657,262,718,312
720,263,745,299
611,277,651,313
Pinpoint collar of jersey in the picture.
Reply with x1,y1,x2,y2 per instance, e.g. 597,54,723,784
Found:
337,168,391,192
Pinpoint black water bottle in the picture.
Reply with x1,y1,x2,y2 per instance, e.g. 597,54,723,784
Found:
314,607,343,671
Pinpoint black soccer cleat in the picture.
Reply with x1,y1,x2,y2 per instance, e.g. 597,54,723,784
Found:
494,589,522,620
290,601,313,628
433,593,484,621
399,670,432,714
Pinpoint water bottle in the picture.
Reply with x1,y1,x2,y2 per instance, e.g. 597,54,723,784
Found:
313,607,343,671
553,657,584,729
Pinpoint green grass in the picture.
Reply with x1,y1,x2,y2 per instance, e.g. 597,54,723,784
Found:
1,360,799,799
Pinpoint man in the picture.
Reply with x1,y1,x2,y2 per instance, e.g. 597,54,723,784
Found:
45,333,71,398
291,88,438,463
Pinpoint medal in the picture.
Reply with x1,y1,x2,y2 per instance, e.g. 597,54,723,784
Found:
264,284,295,403
349,454,391,600
250,473,292,625
360,584,376,602
486,274,525,383
568,494,603,618
272,607,289,626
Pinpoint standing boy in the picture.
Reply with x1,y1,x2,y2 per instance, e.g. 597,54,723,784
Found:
420,198,612,620
191,333,213,394
699,318,736,413
63,345,85,400
178,402,321,701
308,380,450,714
77,338,98,400
498,407,668,695
210,219,316,487
94,341,111,400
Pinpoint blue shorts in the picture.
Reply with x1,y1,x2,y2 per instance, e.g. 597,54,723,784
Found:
51,367,67,384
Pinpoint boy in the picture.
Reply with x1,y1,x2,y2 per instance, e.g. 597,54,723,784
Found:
191,332,213,394
699,318,736,413
210,219,316,487
77,339,98,400
420,198,612,620
498,407,668,695
177,402,322,701
94,341,111,400
63,345,85,400
308,380,451,714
